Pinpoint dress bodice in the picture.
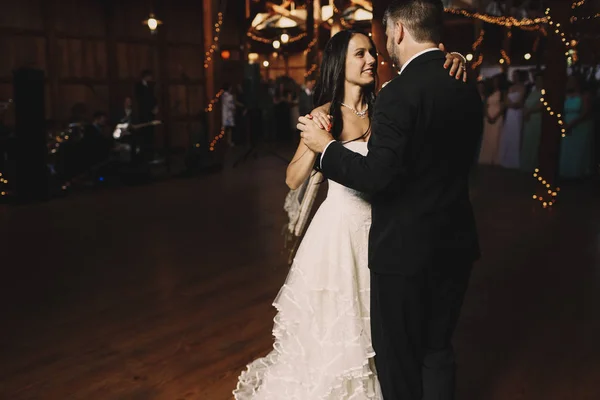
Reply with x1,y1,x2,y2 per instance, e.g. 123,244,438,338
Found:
525,88,542,110
507,90,523,105
325,141,371,211
564,95,582,121
486,91,502,114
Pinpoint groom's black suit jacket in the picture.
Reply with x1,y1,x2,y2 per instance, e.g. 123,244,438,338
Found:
321,50,483,275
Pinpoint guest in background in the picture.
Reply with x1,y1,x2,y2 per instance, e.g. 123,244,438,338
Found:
479,74,504,165
559,74,594,179
234,83,247,146
221,84,236,147
520,72,544,172
83,111,112,172
134,69,158,162
299,78,315,118
116,96,137,163
474,79,487,164
260,79,275,142
288,86,300,140
591,74,600,175
120,96,133,124
498,70,526,169
273,82,291,142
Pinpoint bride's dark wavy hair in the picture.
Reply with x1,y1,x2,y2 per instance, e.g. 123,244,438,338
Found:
313,29,378,142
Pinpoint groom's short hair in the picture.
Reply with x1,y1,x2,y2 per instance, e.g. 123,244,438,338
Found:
383,0,444,44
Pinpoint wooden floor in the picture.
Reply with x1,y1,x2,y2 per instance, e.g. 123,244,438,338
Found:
1,151,599,400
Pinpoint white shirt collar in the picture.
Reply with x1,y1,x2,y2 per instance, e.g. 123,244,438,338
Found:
399,48,441,75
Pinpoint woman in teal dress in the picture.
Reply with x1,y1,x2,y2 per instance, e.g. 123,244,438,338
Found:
520,73,543,172
559,75,594,179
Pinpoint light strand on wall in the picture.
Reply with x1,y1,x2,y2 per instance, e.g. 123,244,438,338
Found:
532,168,560,208
531,7,570,208
303,37,318,55
539,89,567,138
304,63,318,78
572,0,586,9
204,12,224,69
571,13,600,21
500,49,511,65
209,127,225,151
247,30,307,44
545,8,571,50
471,54,483,70
0,171,8,197
472,29,485,51
205,89,224,113
444,8,547,27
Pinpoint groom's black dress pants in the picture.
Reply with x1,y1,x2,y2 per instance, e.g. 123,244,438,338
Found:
370,260,472,400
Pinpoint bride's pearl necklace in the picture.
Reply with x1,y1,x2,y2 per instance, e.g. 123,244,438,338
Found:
341,102,368,118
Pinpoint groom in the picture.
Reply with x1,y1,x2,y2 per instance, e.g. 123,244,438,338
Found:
298,1,483,399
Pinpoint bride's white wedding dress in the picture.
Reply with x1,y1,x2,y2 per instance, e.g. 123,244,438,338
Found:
233,141,382,400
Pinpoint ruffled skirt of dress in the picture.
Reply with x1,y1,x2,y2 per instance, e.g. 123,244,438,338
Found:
233,198,381,399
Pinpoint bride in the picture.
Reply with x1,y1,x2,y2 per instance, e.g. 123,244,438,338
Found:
233,29,466,399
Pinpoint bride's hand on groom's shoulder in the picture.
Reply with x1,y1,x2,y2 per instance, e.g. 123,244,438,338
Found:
439,43,468,83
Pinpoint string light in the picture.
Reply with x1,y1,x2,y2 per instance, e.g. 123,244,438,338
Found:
472,29,485,51
471,54,483,70
444,8,547,28
469,29,485,70
0,171,8,197
545,8,571,50
204,12,224,69
247,30,307,44
303,37,318,55
540,7,570,139
209,127,225,151
571,13,600,21
572,0,586,9
532,168,560,208
500,49,511,65
539,89,567,138
304,63,317,78
204,89,224,113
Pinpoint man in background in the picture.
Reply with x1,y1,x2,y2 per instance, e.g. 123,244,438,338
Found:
134,69,158,163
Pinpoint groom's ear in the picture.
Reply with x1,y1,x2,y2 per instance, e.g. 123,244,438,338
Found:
395,21,404,44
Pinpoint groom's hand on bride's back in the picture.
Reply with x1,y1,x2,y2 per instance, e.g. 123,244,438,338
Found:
440,43,468,83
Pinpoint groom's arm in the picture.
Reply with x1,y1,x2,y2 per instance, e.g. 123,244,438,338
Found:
321,89,412,194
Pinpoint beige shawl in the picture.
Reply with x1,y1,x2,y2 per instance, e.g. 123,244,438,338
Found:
283,171,323,264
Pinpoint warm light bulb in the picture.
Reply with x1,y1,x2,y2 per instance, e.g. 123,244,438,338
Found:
148,18,158,30
524,53,532,60
263,60,270,67
280,33,290,43
466,53,474,61
273,40,281,49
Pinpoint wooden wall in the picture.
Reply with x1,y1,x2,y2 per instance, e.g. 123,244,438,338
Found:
0,0,208,150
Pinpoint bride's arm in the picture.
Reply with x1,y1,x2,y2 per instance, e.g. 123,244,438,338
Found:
285,141,317,190
285,103,330,189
